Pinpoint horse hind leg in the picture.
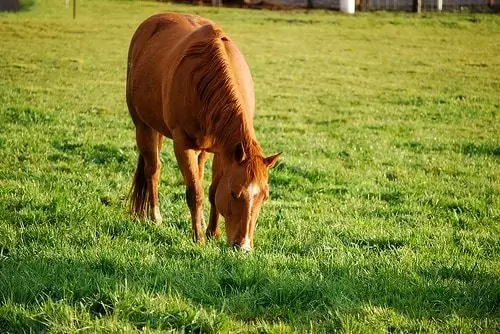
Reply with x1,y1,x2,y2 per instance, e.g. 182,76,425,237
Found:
130,123,163,224
197,151,209,182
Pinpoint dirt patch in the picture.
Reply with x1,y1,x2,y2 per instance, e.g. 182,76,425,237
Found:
0,0,22,12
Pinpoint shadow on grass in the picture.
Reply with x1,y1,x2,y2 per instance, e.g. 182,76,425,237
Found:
1,244,499,331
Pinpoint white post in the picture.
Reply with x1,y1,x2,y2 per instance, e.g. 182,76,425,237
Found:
340,0,356,13
437,0,443,11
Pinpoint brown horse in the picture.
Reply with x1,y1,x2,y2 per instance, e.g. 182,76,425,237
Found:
126,13,281,251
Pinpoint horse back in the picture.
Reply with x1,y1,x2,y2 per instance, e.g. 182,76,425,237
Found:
127,13,255,152
126,13,217,137
127,13,215,71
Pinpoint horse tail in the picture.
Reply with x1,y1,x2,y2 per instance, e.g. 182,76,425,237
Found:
129,154,149,218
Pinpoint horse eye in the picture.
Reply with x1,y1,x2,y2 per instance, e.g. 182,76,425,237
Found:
231,191,238,200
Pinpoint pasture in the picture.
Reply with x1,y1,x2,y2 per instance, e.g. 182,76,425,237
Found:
0,0,499,332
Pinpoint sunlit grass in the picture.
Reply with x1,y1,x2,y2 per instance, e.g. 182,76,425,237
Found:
0,0,499,332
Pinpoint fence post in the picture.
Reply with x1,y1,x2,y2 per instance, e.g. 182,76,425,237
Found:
73,0,76,19
437,0,442,11
412,0,421,12
340,0,356,13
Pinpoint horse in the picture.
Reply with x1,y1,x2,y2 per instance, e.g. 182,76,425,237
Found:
126,13,281,251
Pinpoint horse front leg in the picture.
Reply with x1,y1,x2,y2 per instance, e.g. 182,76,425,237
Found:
206,154,221,240
173,138,205,243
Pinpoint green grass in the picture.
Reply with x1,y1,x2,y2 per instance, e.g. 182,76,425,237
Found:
1,0,499,332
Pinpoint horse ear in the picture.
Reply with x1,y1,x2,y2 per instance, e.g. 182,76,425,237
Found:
234,142,246,164
264,152,281,169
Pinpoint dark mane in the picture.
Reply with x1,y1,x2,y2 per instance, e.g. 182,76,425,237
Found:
183,33,267,182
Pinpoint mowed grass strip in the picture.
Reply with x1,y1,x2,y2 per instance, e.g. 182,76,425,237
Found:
0,0,499,332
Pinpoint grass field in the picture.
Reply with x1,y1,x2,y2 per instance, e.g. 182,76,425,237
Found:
1,0,499,332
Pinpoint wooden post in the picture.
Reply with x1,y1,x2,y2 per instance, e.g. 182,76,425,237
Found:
73,0,76,19
412,0,421,12
437,0,442,11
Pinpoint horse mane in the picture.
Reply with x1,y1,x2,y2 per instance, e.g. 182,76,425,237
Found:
182,30,267,182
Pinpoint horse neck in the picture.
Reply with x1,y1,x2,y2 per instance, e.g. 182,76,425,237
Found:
185,35,258,159
204,71,258,158
213,110,264,165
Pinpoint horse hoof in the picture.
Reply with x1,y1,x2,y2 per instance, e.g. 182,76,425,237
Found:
205,229,220,240
152,215,162,225
151,208,163,225
193,234,205,244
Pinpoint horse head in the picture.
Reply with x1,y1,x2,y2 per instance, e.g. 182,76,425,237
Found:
215,143,281,251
